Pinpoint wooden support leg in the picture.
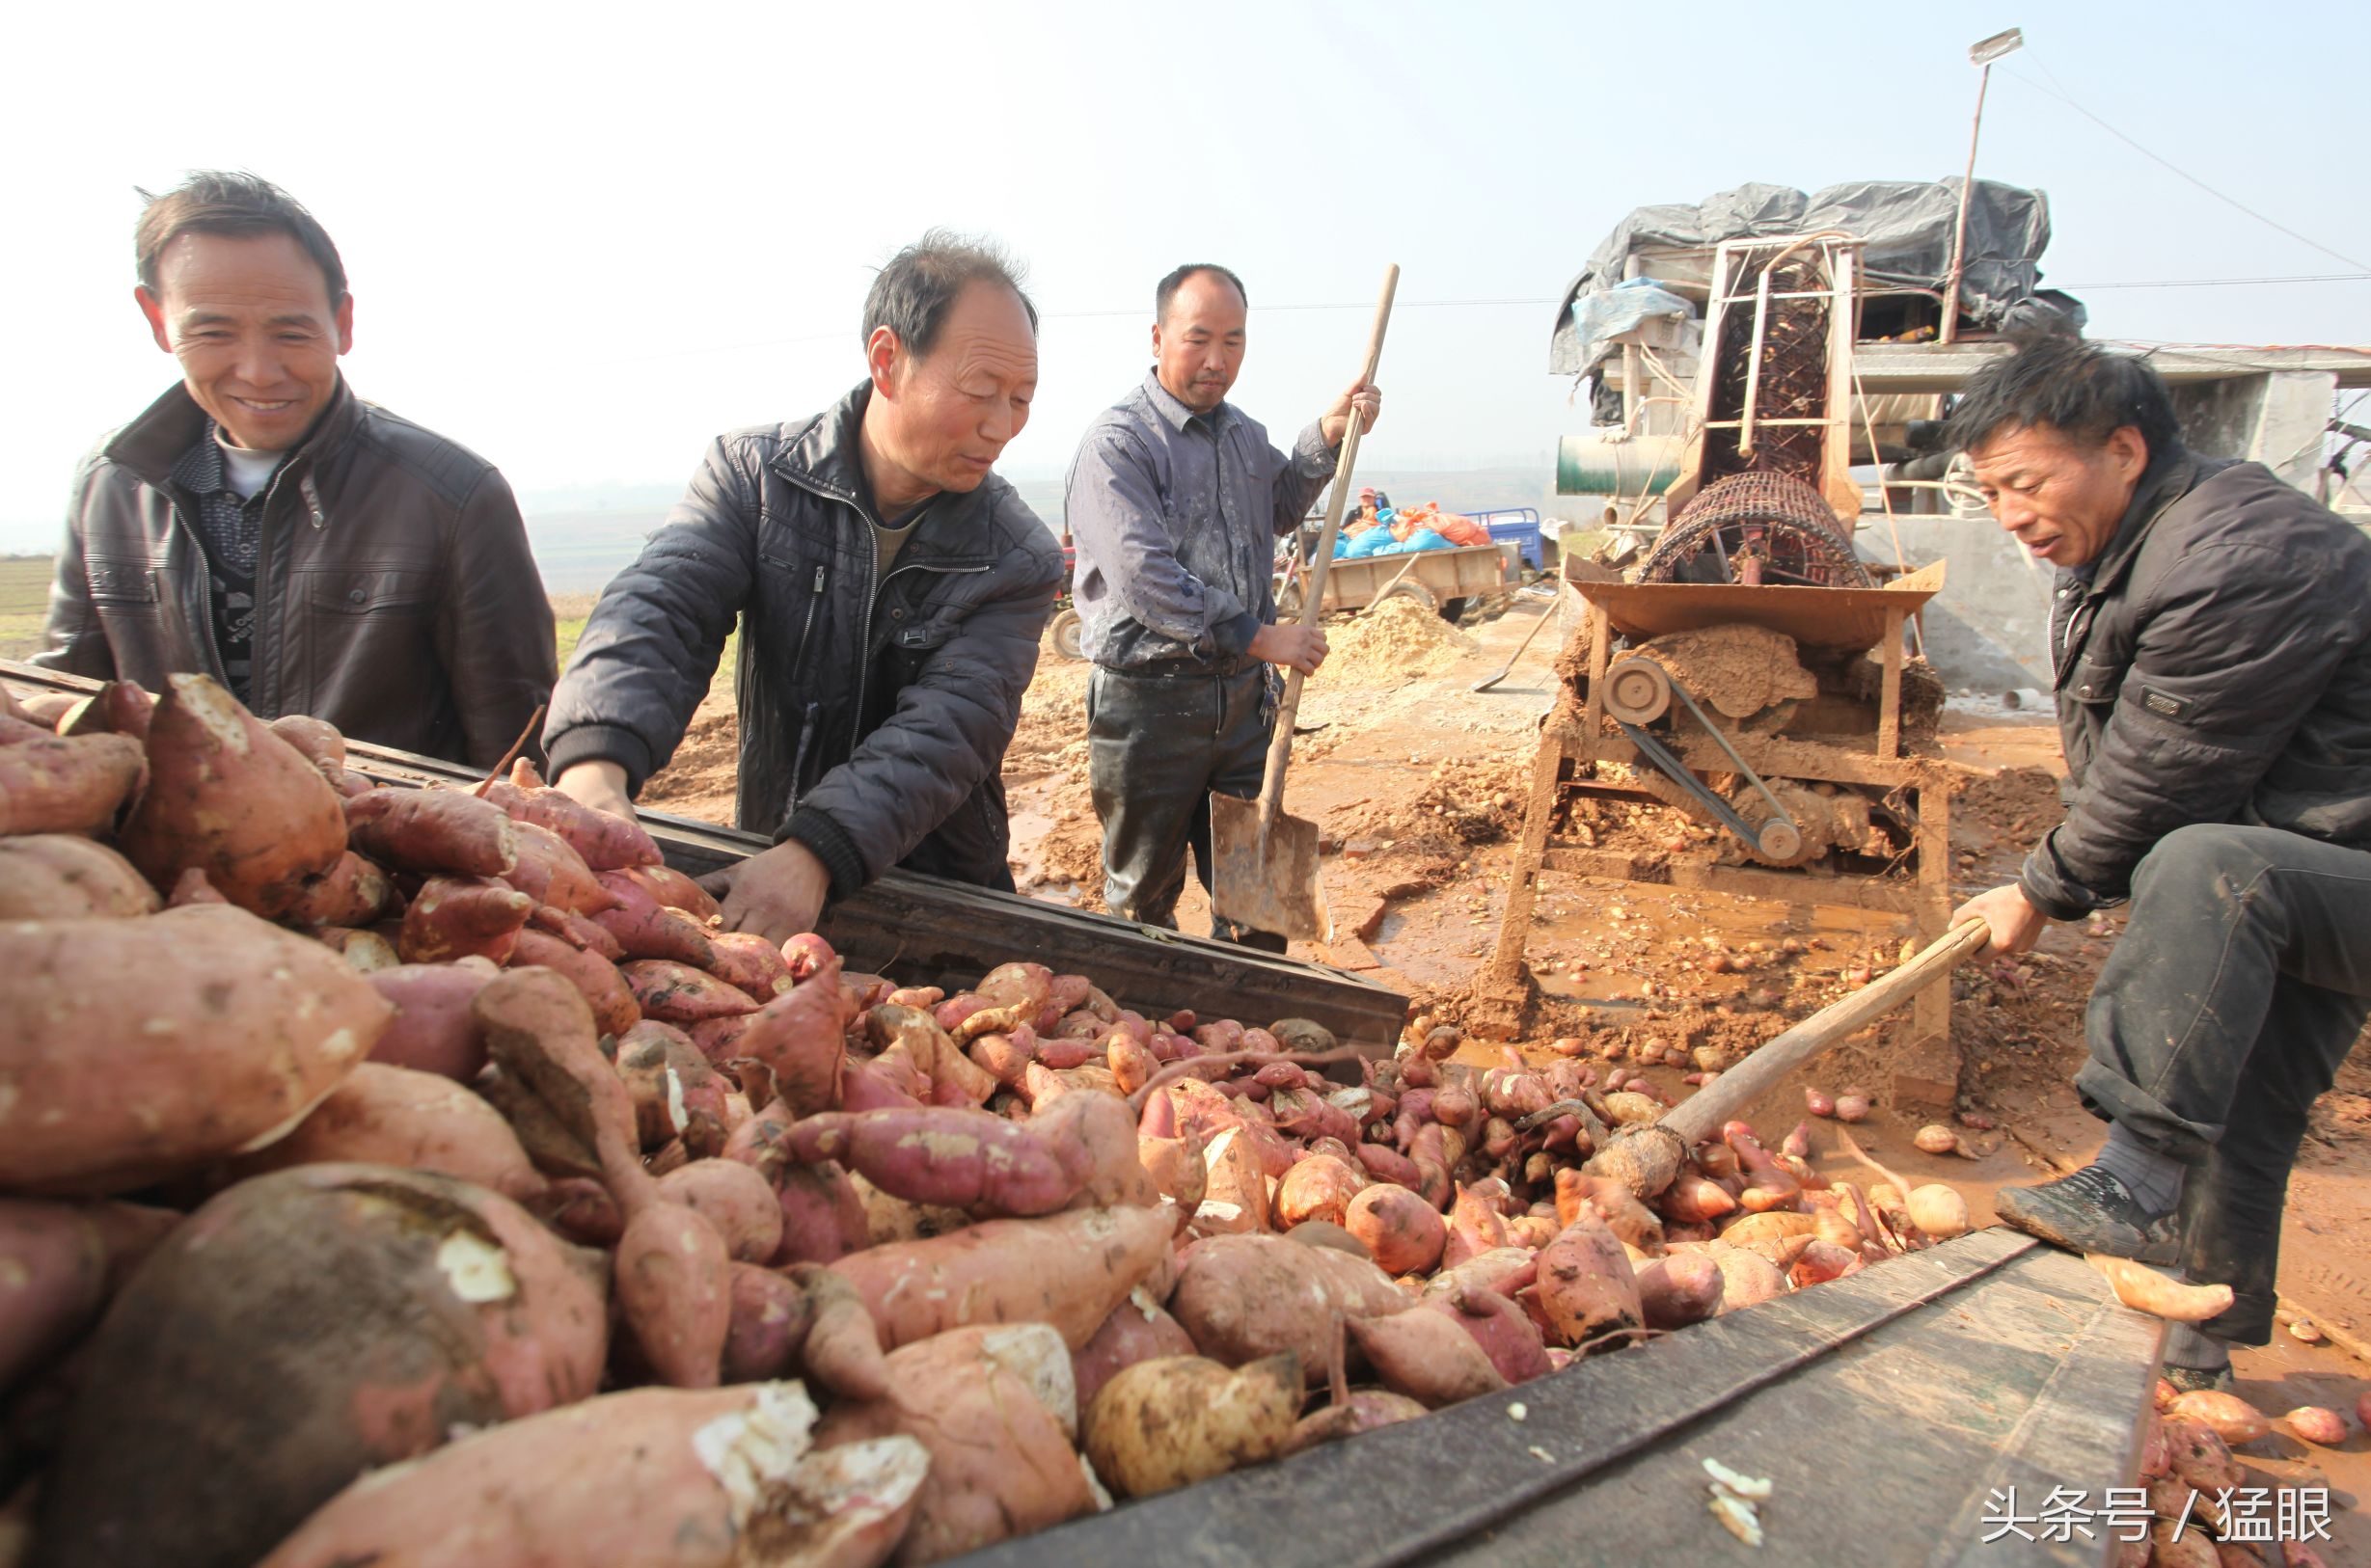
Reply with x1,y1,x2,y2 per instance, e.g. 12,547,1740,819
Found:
1478,729,1566,1007
1891,781,1960,1112
1877,609,1904,760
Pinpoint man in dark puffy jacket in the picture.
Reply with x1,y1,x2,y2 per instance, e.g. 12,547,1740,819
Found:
37,171,553,768
545,232,1060,943
1949,338,2371,1392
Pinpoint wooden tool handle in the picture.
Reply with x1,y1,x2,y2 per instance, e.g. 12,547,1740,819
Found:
1253,264,1400,831
1655,919,1994,1147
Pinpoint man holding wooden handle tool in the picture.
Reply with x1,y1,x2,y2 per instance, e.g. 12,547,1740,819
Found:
1948,337,2371,1392
1066,264,1379,949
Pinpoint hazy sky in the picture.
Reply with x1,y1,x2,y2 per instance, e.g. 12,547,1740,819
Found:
4,0,2364,554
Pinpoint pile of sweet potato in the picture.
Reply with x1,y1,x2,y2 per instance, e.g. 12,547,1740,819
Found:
0,673,1968,1568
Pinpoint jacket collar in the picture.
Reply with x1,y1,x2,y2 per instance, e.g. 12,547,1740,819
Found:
2077,444,2199,593
771,381,997,561
103,377,362,489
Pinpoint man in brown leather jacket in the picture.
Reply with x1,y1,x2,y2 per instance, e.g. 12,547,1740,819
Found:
34,172,554,769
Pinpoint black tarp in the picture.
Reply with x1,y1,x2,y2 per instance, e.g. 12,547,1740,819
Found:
1548,178,2070,374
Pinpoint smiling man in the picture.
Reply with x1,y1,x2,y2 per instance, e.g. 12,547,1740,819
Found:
1948,337,2371,1392
1065,263,1377,947
544,232,1060,942
36,172,554,768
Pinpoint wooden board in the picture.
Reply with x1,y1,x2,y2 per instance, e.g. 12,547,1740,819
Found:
1574,564,1943,653
952,1230,2160,1568
0,660,1408,1048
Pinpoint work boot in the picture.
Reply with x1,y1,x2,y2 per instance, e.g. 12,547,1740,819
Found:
2160,1363,2236,1396
1995,1164,2180,1264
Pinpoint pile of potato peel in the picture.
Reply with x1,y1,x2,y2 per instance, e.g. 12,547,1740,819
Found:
1,672,1988,1568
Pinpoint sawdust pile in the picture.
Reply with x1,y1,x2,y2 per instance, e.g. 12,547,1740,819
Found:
1318,595,1478,687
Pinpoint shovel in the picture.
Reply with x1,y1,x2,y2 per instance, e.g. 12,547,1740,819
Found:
1210,263,1399,942
1470,578,1564,692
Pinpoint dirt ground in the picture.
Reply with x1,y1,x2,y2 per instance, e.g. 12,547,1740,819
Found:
644,586,2370,1548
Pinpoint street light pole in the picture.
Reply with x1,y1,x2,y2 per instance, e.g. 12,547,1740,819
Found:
1940,27,2024,345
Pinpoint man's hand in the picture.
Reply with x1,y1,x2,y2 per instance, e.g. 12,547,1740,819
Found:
1248,623,1328,676
1952,882,2051,958
696,839,831,948
553,760,638,823
1321,380,1382,447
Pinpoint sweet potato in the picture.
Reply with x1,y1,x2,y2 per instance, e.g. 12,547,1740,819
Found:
1424,1286,1552,1385
816,1324,1091,1565
529,899,628,960
1169,1233,1406,1380
1083,1352,1298,1501
708,931,796,1003
266,712,343,776
1534,1218,1643,1348
605,862,721,921
398,875,533,964
32,1164,606,1568
221,1063,542,1200
488,762,663,871
866,1004,997,1108
0,835,158,919
1072,1286,1199,1413
719,1262,814,1383
613,1022,730,1156
2166,1390,2270,1447
253,1382,927,1568
0,906,391,1195
112,675,345,914
510,928,641,1038
1136,1130,1208,1217
613,1202,733,1389
2089,1256,2237,1323
498,819,615,916
1031,1087,1160,1210
1286,1390,1429,1454
775,1161,876,1265
1276,1154,1367,1230
724,954,852,1116
0,1199,177,1395
1442,1182,1511,1268
790,1260,890,1401
1345,1182,1447,1276
60,679,156,743
343,786,518,878
831,1203,1174,1351
1712,1244,1789,1311
1419,1247,1538,1303
1556,1168,1666,1253
623,958,758,1023
366,958,500,1080
0,732,144,838
1198,1123,1271,1233
284,849,396,928
655,1159,784,1264
787,1106,1090,1217
1348,1302,1508,1407
1635,1253,1725,1328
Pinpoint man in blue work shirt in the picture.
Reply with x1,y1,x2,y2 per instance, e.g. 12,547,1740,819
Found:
1065,263,1379,948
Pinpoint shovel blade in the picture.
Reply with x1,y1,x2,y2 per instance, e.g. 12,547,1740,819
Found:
1208,791,1331,943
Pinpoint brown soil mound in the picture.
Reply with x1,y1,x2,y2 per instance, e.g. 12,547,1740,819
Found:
1950,764,2065,850
1319,595,1478,686
640,696,739,825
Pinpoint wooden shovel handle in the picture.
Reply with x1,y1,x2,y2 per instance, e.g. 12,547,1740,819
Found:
1252,264,1400,833
1656,919,1994,1147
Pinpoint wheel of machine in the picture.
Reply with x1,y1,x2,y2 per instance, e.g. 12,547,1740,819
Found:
1049,608,1085,662
1439,595,1471,623
1637,471,1872,588
1753,818,1804,864
1376,580,1439,615
1602,657,1673,725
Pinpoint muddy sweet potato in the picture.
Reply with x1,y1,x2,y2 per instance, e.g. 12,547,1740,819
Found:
60,679,156,743
1345,1182,1448,1276
0,906,391,1195
606,862,722,922
1169,1233,1406,1380
655,1159,784,1264
0,835,158,919
1634,1253,1726,1328
283,850,396,928
343,786,519,878
398,875,534,964
786,1107,1092,1218
487,760,664,871
623,959,759,1024
30,1164,606,1568
510,928,641,1038
497,819,615,917
366,958,500,1080
708,932,796,1003
115,675,346,916
221,1063,542,1201
1348,1303,1508,1407
1072,1287,1199,1413
719,954,851,1116
816,1324,1091,1566
1534,1218,1643,1349
1425,1286,1552,1385
0,1198,177,1394
253,1382,927,1568
1197,1123,1271,1233
831,1203,1174,1351
1276,1154,1367,1230
1083,1352,1299,1502
0,732,145,838
592,879,720,970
